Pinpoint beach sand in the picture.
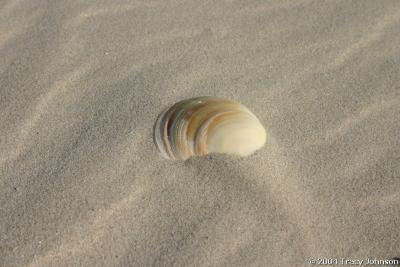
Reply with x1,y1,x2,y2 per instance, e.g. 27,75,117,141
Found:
1,0,400,266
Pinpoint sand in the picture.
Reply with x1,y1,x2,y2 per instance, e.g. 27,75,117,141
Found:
1,0,400,266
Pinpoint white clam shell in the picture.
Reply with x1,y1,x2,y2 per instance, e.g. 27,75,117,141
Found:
153,97,266,160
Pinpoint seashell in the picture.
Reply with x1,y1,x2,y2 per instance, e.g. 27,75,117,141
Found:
153,96,266,160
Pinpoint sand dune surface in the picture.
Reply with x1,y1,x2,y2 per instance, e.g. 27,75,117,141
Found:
1,0,400,266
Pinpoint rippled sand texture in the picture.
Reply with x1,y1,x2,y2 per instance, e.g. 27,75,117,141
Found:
1,1,400,266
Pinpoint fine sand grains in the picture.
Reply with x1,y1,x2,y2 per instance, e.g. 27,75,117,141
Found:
1,0,400,266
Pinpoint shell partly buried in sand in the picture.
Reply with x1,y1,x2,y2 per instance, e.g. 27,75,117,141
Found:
153,96,266,160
